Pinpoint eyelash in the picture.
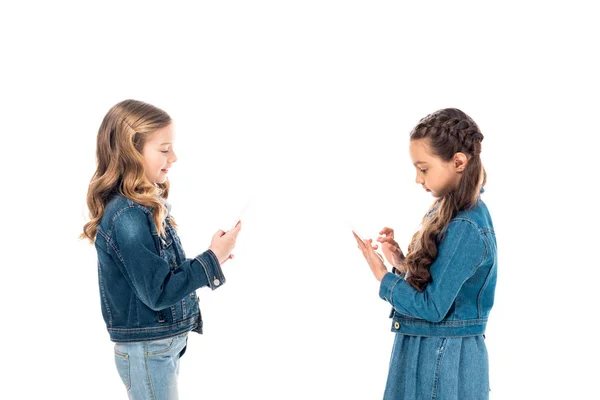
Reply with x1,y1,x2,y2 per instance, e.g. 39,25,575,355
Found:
420,169,427,174
161,150,169,153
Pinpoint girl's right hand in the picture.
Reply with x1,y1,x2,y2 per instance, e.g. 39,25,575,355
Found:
209,221,242,265
377,227,405,271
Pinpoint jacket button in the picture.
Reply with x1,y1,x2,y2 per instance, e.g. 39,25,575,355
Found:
213,278,220,286
394,321,400,329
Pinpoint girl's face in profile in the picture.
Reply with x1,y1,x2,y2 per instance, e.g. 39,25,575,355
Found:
142,123,177,184
409,138,466,198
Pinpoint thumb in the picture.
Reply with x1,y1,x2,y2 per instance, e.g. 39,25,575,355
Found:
213,229,226,239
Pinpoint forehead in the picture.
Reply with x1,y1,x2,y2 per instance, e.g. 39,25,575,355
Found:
409,138,435,162
148,123,174,144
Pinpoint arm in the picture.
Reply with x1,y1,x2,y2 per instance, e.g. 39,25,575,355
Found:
379,219,485,322
110,207,225,311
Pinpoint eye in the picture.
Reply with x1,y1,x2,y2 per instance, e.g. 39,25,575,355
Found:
420,169,427,174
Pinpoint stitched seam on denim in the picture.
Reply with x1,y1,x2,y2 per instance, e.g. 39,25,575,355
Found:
397,331,484,338
391,309,413,319
105,210,160,306
114,349,131,390
96,229,115,327
97,260,113,328
460,223,487,311
106,207,144,267
114,347,128,358
97,227,110,242
144,342,157,400
433,219,484,320
109,202,160,240
107,236,127,272
170,304,176,322
146,337,175,356
394,318,488,326
108,316,197,332
112,325,196,342
477,235,492,318
195,255,214,289
397,326,487,336
207,249,224,278
451,217,479,226
431,338,447,400
388,275,401,306
108,204,140,236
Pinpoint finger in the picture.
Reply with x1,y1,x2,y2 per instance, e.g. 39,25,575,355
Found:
377,236,394,243
214,229,226,238
366,241,381,257
379,227,394,237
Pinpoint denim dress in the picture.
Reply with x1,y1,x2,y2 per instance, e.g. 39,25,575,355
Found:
379,198,497,400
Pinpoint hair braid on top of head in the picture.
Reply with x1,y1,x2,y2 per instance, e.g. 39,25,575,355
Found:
403,108,486,292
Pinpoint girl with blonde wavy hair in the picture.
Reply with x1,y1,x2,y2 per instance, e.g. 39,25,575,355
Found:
82,99,241,400
354,108,497,399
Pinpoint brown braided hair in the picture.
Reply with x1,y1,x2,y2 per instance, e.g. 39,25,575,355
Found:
404,108,486,292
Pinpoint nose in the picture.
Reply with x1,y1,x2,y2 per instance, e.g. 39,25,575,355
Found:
415,172,424,185
169,149,178,164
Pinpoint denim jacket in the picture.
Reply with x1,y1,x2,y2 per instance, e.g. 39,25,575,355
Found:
94,193,225,342
380,197,497,337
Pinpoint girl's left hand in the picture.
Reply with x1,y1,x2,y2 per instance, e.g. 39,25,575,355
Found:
352,231,388,282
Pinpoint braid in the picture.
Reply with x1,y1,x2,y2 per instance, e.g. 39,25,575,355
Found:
404,108,486,291
427,111,484,156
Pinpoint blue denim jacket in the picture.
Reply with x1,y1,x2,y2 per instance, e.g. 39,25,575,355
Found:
380,197,497,337
94,193,225,342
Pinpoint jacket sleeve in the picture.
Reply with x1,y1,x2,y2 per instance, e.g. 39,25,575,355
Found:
109,206,226,311
379,219,485,322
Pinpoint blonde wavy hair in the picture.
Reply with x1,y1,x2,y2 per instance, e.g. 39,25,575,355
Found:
81,99,175,243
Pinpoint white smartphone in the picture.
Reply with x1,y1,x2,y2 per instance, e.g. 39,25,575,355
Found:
348,220,368,241
228,197,252,231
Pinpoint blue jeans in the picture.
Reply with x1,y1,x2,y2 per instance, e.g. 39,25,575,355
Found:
114,333,189,400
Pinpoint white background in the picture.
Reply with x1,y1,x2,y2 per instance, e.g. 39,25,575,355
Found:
1,1,598,399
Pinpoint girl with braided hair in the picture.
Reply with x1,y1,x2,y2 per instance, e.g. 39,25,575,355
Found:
354,108,497,399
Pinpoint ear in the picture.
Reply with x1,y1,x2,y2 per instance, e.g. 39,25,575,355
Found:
453,152,468,172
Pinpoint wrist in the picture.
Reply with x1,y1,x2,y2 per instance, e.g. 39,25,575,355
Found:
394,256,406,271
375,268,388,282
209,247,224,263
